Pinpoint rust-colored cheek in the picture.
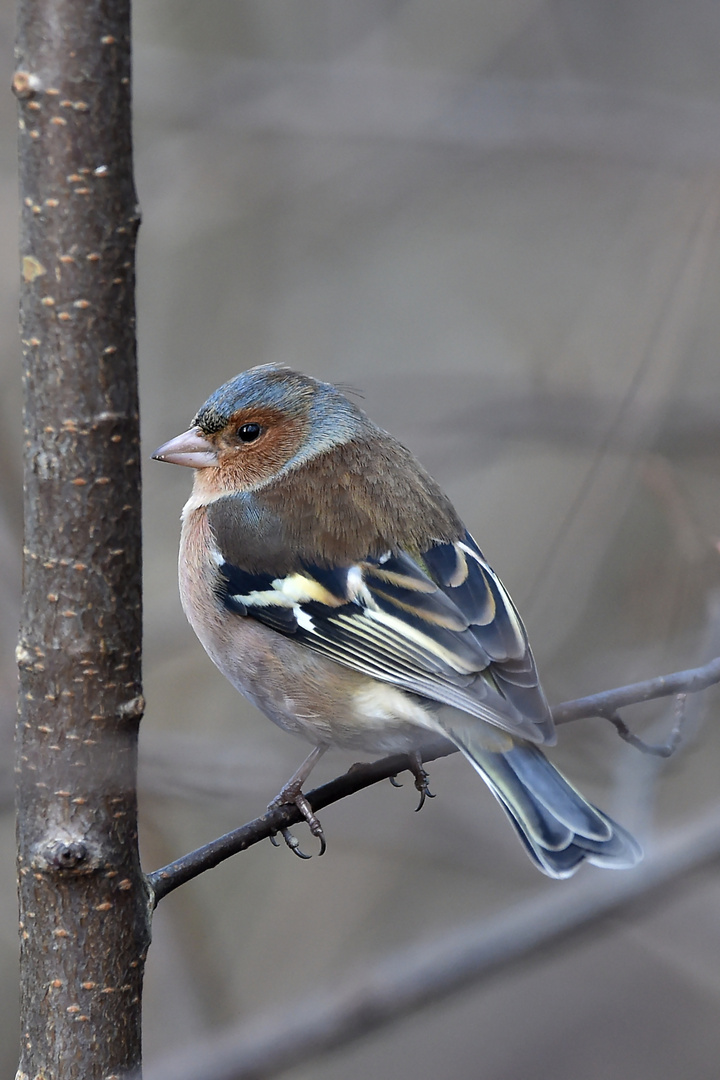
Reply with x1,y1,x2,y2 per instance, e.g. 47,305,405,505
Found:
216,411,309,490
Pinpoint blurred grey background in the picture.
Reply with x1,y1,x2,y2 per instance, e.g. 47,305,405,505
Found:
2,1,720,1077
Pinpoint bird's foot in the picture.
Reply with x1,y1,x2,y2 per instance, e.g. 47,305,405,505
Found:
408,751,436,812
267,746,328,858
268,784,326,859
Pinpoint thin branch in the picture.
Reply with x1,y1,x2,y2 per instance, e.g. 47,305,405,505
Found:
551,655,720,723
147,738,454,903
148,657,720,904
144,805,720,1080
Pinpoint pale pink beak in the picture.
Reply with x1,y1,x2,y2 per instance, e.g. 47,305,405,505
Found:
151,427,218,469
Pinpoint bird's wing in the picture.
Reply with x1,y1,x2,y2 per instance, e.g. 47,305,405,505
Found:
214,530,554,745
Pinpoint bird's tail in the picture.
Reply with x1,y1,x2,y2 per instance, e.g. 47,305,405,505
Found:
440,720,642,878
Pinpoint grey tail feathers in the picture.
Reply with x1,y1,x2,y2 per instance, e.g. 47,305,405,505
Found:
443,724,642,878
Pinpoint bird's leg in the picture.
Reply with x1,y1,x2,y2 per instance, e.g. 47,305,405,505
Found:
408,750,436,812
268,745,327,857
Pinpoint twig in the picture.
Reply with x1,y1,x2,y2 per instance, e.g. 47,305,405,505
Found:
147,657,720,903
144,806,720,1080
551,655,720,723
602,694,687,758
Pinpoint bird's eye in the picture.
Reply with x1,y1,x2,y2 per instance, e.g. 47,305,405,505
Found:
237,423,263,443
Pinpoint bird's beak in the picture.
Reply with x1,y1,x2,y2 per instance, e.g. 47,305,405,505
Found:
151,427,219,469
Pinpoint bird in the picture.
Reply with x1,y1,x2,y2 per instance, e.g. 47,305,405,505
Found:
152,363,642,877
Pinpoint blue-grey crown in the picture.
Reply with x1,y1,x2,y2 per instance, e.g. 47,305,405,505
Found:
192,364,368,455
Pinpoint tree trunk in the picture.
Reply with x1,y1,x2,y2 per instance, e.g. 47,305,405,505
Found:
14,1,148,1076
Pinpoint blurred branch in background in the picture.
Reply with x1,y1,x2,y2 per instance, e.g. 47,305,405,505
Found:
145,805,720,1080
136,56,720,169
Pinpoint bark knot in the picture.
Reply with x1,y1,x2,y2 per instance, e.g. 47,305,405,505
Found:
32,834,102,875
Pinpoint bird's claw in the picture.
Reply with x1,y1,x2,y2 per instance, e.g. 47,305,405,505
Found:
388,754,437,810
268,787,327,857
278,828,314,859
409,755,436,812
414,780,436,813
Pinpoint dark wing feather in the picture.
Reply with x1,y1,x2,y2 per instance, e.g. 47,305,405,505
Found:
213,529,554,745
423,532,552,731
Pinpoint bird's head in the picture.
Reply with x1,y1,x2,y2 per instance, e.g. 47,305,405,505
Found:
152,364,366,494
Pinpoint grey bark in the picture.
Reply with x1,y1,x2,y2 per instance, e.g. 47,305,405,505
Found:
14,1,148,1077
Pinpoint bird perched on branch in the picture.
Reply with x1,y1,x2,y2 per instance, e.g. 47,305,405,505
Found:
153,364,641,877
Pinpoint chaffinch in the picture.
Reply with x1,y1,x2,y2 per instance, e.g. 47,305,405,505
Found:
153,364,641,877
